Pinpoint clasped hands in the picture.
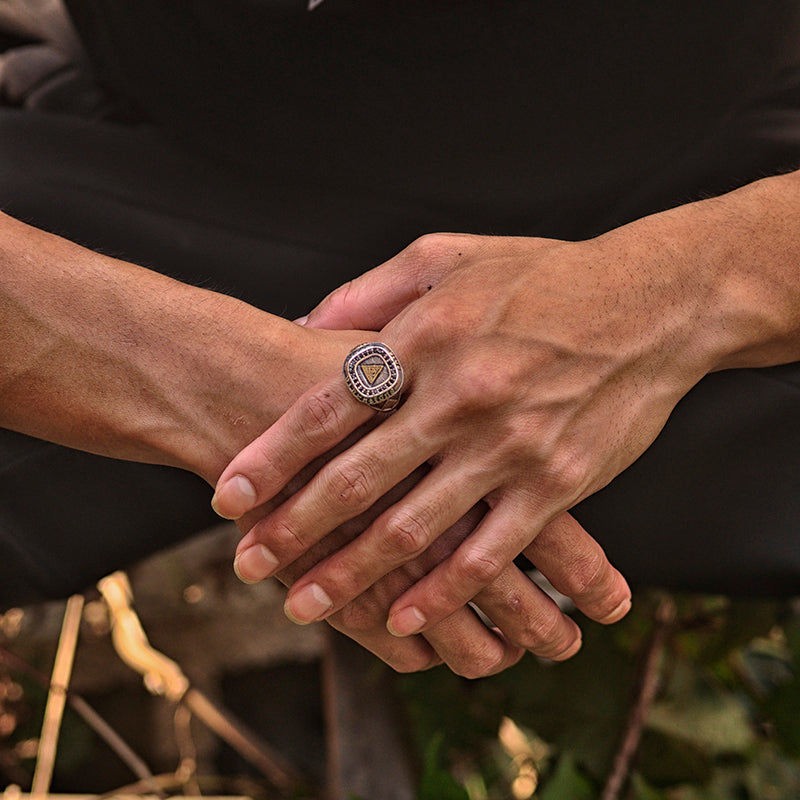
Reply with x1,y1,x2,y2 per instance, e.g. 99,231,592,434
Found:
212,230,709,677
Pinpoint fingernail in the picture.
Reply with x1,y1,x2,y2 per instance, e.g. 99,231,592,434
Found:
233,544,279,583
387,606,427,637
293,315,308,326
550,633,583,662
285,583,333,624
602,597,632,624
211,474,257,519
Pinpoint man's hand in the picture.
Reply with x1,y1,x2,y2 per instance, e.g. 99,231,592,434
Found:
217,167,800,639
0,211,598,676
237,471,534,677
232,453,628,672
214,228,704,639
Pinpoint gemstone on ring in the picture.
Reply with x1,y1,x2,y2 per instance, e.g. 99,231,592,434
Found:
343,342,404,412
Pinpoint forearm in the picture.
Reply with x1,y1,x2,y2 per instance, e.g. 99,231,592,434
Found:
213,167,800,640
590,169,800,376
0,212,360,483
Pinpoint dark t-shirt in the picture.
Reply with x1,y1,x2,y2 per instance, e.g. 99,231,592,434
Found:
64,1,800,236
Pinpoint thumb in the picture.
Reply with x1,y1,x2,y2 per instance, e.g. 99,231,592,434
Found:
301,258,430,331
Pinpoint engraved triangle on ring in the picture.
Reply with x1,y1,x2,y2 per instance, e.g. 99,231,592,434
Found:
361,364,385,385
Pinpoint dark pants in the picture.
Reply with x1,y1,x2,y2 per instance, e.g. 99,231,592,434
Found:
1,94,799,606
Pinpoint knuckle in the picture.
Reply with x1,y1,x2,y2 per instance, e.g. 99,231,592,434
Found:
536,449,590,503
450,358,517,412
560,546,608,598
414,293,474,348
327,460,374,509
517,611,564,653
387,649,440,674
331,280,358,313
383,508,434,559
335,596,381,634
459,547,504,586
450,643,504,680
270,517,306,551
301,389,343,439
250,438,287,485
578,569,631,621
405,232,454,265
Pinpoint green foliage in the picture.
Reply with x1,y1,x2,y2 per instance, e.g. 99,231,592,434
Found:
401,592,800,800
628,773,670,800
0,672,94,780
763,614,800,759
417,733,470,800
537,752,593,800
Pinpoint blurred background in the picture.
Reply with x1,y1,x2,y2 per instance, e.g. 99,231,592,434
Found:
0,524,798,800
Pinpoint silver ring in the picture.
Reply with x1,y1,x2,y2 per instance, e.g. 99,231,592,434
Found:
343,342,405,412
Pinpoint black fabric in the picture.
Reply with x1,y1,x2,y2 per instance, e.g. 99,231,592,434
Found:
573,364,800,596
63,0,800,239
1,4,800,605
0,430,218,606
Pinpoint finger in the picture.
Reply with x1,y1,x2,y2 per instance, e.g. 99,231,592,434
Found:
303,233,472,330
385,499,551,635
325,598,524,678
325,615,443,674
271,505,445,675
421,605,525,679
326,574,523,677
233,414,441,584
281,461,493,623
470,564,583,661
523,512,632,624
304,264,422,331
321,536,515,677
212,374,374,520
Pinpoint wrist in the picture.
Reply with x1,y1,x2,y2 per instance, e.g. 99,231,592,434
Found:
0,213,364,484
700,171,800,371
589,171,800,383
128,286,367,484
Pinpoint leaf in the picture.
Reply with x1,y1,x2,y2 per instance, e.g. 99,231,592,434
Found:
400,667,503,754
687,598,782,666
538,752,593,800
757,611,800,757
735,643,793,698
784,612,800,655
416,732,470,800
742,742,800,799
637,726,714,786
629,772,671,800
662,748,800,800
647,692,755,756
501,621,635,779
646,656,755,758
764,673,800,757
400,619,635,781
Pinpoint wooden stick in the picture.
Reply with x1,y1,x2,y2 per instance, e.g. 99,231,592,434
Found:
600,595,676,800
98,572,306,794
0,643,164,796
31,594,84,797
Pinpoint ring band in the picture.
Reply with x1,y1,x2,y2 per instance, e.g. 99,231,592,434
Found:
343,342,405,412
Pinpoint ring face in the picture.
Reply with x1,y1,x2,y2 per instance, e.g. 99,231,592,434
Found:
343,342,404,412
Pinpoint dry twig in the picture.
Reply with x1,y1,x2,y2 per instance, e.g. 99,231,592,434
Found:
601,594,676,800
98,572,307,796
30,594,84,797
0,637,165,796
